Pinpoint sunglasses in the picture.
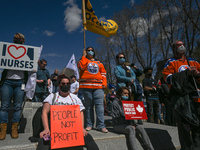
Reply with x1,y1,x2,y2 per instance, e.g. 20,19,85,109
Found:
119,57,125,59
87,50,94,52
60,82,70,86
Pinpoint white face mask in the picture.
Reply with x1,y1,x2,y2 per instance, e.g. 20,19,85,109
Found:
177,45,186,53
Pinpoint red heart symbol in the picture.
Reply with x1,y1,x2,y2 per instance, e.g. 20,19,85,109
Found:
7,45,26,59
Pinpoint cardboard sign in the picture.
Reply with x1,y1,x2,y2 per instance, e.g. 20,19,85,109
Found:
122,101,147,120
0,41,40,71
50,105,85,149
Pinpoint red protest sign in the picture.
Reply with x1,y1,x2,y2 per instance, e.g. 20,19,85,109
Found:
50,105,85,149
122,101,147,120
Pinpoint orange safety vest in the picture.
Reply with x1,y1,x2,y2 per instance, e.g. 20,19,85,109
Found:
78,56,107,89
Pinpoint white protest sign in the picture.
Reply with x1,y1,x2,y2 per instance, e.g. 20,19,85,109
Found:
0,41,40,71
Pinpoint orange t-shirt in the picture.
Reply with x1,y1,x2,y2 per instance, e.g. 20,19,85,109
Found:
78,56,107,89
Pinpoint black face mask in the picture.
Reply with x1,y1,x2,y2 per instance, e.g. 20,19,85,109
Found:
148,73,152,77
60,85,70,93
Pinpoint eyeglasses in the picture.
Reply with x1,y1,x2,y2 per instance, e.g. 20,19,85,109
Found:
43,63,47,66
176,43,184,47
119,57,125,59
60,82,70,86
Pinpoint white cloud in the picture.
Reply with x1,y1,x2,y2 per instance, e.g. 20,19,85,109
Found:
99,16,106,22
64,0,82,32
130,17,148,37
43,30,55,37
102,4,109,9
130,0,135,6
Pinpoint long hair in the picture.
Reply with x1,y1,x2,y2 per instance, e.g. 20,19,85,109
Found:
86,46,95,59
116,86,131,101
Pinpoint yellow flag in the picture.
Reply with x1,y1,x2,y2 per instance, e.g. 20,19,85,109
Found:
83,0,118,37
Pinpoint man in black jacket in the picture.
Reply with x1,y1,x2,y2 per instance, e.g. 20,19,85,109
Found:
163,40,200,150
142,67,159,123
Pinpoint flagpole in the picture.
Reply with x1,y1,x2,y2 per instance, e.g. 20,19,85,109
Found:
82,0,86,50
62,68,66,74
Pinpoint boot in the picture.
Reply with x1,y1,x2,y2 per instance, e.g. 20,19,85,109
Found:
0,123,7,140
11,122,19,139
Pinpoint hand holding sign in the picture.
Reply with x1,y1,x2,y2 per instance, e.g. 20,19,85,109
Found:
122,101,147,120
0,41,40,71
50,105,85,149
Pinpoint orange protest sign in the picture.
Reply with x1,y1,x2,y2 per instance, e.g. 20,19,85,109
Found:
50,105,85,149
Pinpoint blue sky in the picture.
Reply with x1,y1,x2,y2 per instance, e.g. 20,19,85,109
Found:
0,0,135,75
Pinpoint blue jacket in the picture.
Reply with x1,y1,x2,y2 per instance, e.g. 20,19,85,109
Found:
114,65,136,90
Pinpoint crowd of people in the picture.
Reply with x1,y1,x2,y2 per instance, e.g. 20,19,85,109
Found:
0,33,200,150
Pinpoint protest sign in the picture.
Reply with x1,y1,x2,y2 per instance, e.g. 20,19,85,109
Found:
122,101,147,120
50,105,85,149
0,41,40,71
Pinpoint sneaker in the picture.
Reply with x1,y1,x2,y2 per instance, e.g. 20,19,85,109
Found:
101,128,108,133
85,127,92,131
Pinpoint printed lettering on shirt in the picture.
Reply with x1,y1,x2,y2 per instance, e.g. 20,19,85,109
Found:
87,62,99,74
178,65,189,72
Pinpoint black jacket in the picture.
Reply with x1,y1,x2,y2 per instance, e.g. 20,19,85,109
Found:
170,69,199,126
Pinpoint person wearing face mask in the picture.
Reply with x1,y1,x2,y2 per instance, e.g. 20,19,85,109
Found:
114,53,136,92
142,67,159,124
37,74,99,150
163,41,200,150
112,86,154,150
78,47,108,133
0,33,28,140
106,87,116,115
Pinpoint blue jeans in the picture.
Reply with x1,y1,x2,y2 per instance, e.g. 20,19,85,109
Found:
82,88,105,129
0,79,25,123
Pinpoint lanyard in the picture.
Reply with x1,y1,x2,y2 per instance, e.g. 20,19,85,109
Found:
55,92,75,105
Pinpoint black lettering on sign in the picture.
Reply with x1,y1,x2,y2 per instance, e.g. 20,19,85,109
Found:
53,132,78,143
61,121,76,128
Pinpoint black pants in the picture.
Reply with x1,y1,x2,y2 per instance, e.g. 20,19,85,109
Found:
134,94,142,102
36,133,99,150
174,110,200,150
163,98,175,126
146,99,159,123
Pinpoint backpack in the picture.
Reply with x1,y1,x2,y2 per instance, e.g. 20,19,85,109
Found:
31,94,56,140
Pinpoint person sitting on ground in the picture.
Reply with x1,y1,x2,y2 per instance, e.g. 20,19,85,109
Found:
112,86,154,150
37,74,99,150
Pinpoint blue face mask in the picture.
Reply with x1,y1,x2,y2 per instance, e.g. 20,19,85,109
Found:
119,58,125,64
87,51,94,56
122,95,129,100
